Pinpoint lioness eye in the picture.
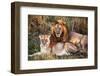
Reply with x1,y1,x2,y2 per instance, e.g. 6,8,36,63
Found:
45,39,48,42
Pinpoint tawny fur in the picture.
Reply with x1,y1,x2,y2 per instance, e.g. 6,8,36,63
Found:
69,32,88,53
34,35,51,55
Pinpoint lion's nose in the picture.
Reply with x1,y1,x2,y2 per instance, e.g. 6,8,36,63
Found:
56,29,60,33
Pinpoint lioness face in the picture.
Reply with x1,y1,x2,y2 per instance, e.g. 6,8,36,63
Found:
39,35,51,48
55,24,63,37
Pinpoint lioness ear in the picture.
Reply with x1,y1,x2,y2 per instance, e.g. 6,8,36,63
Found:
39,35,42,39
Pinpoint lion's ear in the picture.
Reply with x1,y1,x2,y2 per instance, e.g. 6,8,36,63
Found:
61,21,66,25
63,21,66,25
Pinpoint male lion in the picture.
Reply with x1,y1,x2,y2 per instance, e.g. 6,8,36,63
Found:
49,20,69,48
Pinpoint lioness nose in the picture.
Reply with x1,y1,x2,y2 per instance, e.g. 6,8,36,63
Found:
42,40,48,45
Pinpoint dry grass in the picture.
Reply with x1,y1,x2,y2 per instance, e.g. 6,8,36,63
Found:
28,53,86,60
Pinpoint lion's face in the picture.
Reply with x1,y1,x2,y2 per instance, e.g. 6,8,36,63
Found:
50,20,68,43
54,24,63,37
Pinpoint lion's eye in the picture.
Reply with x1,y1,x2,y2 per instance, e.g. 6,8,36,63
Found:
59,28,61,30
